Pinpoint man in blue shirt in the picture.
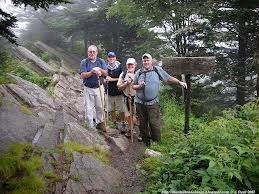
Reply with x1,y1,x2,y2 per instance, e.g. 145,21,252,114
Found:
80,45,108,131
132,53,187,146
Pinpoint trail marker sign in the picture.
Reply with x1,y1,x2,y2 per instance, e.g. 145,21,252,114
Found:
162,56,216,133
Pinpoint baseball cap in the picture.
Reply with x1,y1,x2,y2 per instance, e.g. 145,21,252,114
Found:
126,58,137,65
107,51,116,57
142,53,152,59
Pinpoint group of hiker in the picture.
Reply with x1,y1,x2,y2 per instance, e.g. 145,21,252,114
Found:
80,45,187,147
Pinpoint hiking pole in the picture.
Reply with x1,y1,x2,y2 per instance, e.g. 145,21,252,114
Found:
106,81,109,128
128,85,134,143
97,76,107,133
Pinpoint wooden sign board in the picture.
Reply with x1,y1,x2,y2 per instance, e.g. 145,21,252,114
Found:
162,57,216,75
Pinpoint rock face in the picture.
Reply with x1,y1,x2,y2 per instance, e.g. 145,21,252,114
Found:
0,73,122,193
0,41,138,193
53,72,85,122
34,41,81,71
14,46,57,75
65,153,121,194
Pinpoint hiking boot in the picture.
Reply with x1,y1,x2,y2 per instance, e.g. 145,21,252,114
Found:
144,139,150,147
118,122,126,134
96,122,106,132
125,130,131,138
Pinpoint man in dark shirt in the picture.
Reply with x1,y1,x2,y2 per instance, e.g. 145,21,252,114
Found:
105,51,126,131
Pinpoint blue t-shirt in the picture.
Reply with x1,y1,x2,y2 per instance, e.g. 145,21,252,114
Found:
133,66,170,105
80,58,107,88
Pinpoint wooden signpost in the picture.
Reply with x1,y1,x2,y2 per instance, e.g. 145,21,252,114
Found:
162,57,216,133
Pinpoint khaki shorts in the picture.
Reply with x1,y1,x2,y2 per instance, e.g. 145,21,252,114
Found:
106,95,126,112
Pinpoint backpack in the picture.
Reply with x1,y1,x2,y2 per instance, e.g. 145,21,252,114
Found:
121,66,162,81
84,57,106,71
134,66,162,81
134,66,163,103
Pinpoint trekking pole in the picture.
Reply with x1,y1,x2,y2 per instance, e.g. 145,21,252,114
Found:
97,76,107,133
128,85,134,143
106,81,109,127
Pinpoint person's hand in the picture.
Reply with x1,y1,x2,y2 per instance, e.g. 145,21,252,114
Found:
106,76,112,82
124,78,132,84
138,80,145,88
179,81,187,89
92,67,102,77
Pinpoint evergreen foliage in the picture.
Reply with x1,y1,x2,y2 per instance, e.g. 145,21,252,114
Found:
0,0,70,44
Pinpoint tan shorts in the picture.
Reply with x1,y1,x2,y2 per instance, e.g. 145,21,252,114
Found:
106,95,126,112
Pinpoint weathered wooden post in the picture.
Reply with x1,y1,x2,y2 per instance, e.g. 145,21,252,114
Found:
162,57,216,133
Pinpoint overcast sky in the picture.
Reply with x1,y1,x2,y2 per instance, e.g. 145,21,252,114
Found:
0,0,30,33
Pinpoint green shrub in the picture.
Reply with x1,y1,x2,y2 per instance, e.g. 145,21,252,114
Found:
141,95,259,193
0,143,45,194
0,50,52,88
41,52,50,62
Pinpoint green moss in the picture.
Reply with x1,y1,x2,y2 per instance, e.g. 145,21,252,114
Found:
0,143,45,193
0,95,3,107
20,104,33,116
64,141,111,164
47,86,54,96
43,171,63,182
70,174,81,182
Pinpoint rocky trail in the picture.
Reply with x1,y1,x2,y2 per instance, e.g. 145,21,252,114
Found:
107,132,147,193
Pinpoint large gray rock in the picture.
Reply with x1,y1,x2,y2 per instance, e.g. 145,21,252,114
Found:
34,41,81,71
64,152,122,194
64,122,106,146
0,85,40,153
15,46,56,75
53,73,84,121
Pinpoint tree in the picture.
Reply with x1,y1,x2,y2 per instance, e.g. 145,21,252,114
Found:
0,0,70,44
110,0,259,105
36,0,161,63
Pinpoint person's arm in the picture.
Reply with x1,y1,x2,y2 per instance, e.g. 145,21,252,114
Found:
106,76,119,82
80,59,92,79
80,70,93,79
117,76,127,91
132,69,144,90
132,81,145,90
100,68,108,77
118,78,131,90
168,76,187,88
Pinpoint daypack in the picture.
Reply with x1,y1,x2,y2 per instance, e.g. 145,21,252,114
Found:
84,57,106,71
133,66,162,81
134,66,163,103
81,57,106,87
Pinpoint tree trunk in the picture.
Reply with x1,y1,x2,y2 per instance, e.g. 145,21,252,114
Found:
236,18,247,105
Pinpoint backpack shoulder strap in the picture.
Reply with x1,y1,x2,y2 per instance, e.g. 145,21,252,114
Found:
84,58,89,71
153,66,163,80
122,71,126,80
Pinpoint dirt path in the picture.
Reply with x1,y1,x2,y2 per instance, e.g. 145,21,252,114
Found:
107,134,147,194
